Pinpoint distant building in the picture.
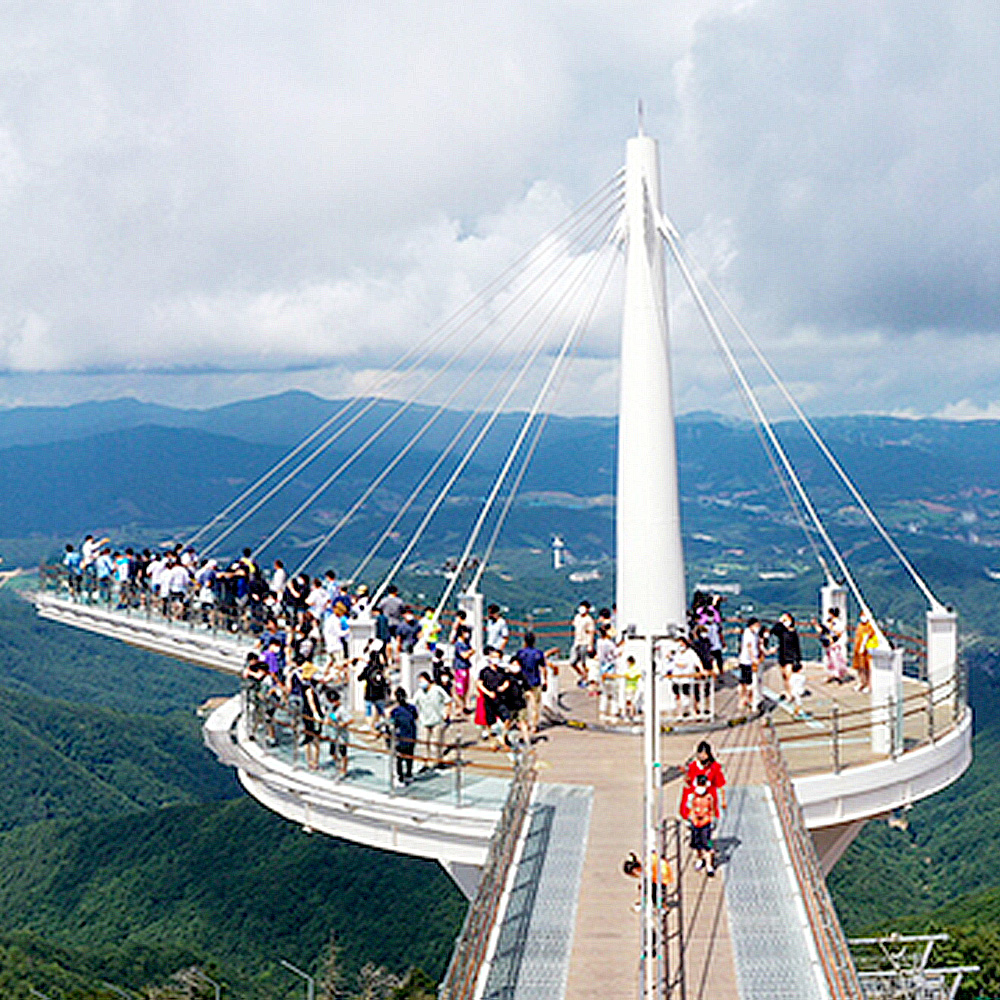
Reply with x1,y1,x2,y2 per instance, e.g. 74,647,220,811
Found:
552,535,566,570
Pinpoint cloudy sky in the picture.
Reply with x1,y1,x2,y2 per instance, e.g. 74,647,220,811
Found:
0,1,997,419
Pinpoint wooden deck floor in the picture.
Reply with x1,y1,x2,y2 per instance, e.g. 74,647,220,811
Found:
539,681,765,1000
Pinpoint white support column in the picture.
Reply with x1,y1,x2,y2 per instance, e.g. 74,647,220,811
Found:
926,607,958,712
870,646,903,756
820,582,848,629
405,649,430,700
348,617,375,716
616,134,686,643
459,590,484,695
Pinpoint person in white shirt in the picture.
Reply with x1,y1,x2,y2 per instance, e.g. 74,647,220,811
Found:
737,618,763,713
570,603,595,685
270,559,288,601
596,628,620,720
413,671,450,769
667,636,705,718
486,604,509,653
306,578,330,621
167,561,191,619
146,554,167,609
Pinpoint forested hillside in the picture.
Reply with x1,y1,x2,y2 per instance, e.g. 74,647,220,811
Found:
0,800,463,998
0,592,462,998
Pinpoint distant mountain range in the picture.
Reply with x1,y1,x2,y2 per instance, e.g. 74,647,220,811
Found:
3,390,1000,562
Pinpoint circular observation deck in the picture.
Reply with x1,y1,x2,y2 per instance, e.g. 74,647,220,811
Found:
31,577,972,875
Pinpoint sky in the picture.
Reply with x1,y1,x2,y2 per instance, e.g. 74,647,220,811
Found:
0,1,997,419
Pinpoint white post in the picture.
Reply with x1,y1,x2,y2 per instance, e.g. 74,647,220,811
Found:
459,589,484,680
642,634,660,1000
348,617,375,717
616,133,686,647
820,582,848,630
407,649,430,700
870,646,903,755
926,607,958,714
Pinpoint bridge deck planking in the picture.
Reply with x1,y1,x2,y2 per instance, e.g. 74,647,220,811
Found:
760,660,953,776
540,682,765,1000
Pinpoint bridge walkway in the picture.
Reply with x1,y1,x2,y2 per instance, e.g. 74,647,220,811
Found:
523,683,774,1000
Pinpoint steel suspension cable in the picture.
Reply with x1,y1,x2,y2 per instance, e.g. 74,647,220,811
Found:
436,227,620,618
681,241,944,611
470,246,620,592
292,266,584,576
254,194,625,559
369,209,623,608
350,340,536,587
659,215,884,638
203,187,625,557
691,293,831,579
192,172,624,553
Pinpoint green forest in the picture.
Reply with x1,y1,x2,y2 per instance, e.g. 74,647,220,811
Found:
0,592,463,999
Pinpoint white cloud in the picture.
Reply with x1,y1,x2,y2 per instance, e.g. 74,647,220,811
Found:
0,0,997,419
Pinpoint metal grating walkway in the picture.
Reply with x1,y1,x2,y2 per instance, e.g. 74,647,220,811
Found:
720,785,829,1000
482,784,593,1000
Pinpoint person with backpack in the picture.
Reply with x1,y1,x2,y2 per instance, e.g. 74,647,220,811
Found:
389,687,419,785
359,644,390,730
679,773,720,875
301,662,324,771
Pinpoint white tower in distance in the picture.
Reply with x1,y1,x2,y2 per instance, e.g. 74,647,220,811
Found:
552,535,566,570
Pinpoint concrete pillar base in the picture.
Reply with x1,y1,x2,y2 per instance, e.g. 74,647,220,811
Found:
811,819,867,875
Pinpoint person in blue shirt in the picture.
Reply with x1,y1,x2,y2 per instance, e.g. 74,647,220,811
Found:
389,687,419,785
62,544,82,595
514,631,547,735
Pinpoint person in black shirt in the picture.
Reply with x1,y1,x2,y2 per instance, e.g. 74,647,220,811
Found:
768,612,802,704
501,656,530,747
476,647,506,749
359,646,390,728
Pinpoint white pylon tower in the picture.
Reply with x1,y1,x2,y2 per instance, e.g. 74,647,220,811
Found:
617,129,687,1000
617,131,687,639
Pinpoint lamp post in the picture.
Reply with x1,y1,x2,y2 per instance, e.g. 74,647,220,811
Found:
195,970,222,1000
280,958,316,1000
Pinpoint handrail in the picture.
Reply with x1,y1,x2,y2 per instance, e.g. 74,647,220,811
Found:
438,755,537,1000
760,719,864,999
768,672,959,770
245,687,523,780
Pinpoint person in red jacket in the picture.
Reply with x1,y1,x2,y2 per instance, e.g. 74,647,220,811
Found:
685,740,727,810
680,773,719,875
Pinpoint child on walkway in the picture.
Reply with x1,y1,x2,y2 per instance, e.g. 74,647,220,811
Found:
680,773,719,876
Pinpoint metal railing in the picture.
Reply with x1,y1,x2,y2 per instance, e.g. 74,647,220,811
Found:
848,933,979,999
438,754,537,1000
772,674,964,778
658,817,686,1000
242,682,522,808
760,718,864,1000
37,564,264,649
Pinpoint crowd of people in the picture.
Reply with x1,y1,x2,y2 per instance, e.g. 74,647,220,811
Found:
54,533,883,774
